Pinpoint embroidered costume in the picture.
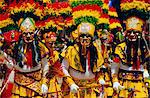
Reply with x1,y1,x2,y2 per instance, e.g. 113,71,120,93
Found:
61,22,104,98
111,0,150,97
41,21,63,98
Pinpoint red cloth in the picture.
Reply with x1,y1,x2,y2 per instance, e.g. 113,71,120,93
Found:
136,57,140,70
3,30,21,45
1,69,13,98
101,44,105,56
53,60,64,77
87,51,90,70
1,82,13,98
113,57,120,63
25,49,33,68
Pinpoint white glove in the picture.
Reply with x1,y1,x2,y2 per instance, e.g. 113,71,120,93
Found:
143,70,149,78
23,65,27,70
41,84,48,94
108,58,113,63
113,82,124,91
70,83,79,93
99,79,105,85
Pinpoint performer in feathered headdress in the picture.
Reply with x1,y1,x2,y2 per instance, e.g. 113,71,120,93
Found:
39,15,64,97
60,0,105,98
44,1,73,53
111,0,150,97
7,0,50,97
0,6,21,97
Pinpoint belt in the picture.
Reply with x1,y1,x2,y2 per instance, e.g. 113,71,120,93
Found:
118,69,143,81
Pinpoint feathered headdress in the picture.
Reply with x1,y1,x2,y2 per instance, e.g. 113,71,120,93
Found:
0,13,15,30
8,0,44,22
0,0,6,13
44,2,72,30
70,0,103,26
120,0,149,32
7,0,45,34
0,11,20,44
69,0,105,37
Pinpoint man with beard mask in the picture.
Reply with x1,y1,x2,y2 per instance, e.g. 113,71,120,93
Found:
0,12,21,97
12,17,49,98
61,22,104,98
111,16,149,98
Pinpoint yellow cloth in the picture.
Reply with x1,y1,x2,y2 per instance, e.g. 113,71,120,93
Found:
114,42,149,97
47,77,62,98
12,70,42,97
12,83,42,98
63,78,99,98
50,50,59,63
114,42,127,63
45,49,63,98
12,41,48,97
62,43,104,98
119,81,148,98
98,43,114,97
39,42,49,58
118,69,148,98
64,76,75,87
98,69,114,97
104,71,113,96
64,44,104,72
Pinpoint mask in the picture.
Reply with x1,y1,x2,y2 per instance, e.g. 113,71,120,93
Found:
22,32,34,43
126,30,140,41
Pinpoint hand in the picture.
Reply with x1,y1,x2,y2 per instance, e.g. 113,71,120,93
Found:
70,83,79,93
41,84,48,94
108,58,113,63
99,79,105,85
143,70,149,78
113,82,124,92
23,65,27,70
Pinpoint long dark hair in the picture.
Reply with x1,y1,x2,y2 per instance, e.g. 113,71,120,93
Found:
78,34,98,71
13,35,41,68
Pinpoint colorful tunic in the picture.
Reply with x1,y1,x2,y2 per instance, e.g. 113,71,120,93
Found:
61,43,104,98
100,43,113,97
12,42,48,98
114,42,148,98
46,50,63,98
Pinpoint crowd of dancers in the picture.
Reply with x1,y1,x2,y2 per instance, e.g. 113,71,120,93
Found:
0,0,149,98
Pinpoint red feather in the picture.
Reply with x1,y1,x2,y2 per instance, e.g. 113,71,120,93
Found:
53,60,64,77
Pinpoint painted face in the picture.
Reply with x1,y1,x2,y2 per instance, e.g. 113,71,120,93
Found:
43,32,57,49
126,30,140,41
22,32,34,43
79,34,92,47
